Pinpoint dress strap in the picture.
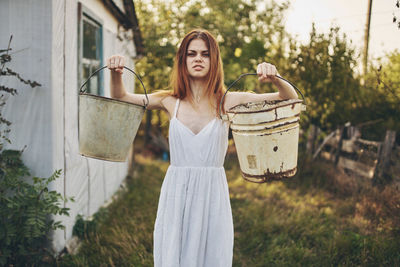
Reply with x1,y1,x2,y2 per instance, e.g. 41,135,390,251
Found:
173,98,180,118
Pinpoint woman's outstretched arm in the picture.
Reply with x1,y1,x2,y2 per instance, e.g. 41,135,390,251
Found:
108,55,165,110
224,62,298,110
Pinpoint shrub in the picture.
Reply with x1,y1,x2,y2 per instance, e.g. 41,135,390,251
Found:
0,150,74,266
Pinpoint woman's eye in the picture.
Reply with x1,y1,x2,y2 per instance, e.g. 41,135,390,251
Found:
188,53,195,57
202,53,209,57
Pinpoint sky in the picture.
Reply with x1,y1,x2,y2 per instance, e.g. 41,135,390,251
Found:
275,0,399,61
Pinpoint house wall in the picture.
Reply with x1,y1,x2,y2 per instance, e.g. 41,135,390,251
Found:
0,0,54,178
0,0,138,254
53,0,138,253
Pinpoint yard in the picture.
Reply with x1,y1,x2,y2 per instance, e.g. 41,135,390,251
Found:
57,150,400,266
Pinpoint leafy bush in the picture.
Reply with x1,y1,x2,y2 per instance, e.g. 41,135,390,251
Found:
0,150,74,266
72,207,109,240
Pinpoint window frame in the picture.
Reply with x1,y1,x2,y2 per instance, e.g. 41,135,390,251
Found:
77,3,104,96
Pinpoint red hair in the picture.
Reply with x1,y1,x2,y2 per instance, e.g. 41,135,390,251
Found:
160,29,226,115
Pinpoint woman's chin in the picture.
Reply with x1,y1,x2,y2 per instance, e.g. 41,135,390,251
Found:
189,73,208,80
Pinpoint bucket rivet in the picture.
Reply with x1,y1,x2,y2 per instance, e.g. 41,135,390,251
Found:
273,146,278,152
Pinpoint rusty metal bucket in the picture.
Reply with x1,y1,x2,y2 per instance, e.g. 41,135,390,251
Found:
78,66,148,162
220,73,306,183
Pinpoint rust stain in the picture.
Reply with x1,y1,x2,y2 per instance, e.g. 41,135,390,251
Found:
241,167,297,183
228,99,303,114
256,125,299,136
233,114,300,127
232,120,300,134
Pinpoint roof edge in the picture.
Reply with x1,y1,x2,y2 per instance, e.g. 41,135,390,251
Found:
101,0,145,56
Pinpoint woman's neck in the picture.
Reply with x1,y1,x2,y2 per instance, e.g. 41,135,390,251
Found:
189,78,207,103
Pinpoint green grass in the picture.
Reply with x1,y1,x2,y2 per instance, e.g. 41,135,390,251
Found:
57,153,400,266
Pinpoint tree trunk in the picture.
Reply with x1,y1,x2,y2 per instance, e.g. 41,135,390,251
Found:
335,123,350,167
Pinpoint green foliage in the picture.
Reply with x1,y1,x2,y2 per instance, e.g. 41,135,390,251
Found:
286,24,361,131
192,0,289,85
135,0,290,136
134,0,398,142
0,37,74,266
72,207,109,240
0,150,74,266
356,51,400,140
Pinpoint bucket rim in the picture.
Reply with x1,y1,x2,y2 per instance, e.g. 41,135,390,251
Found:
219,73,306,119
79,92,146,109
227,98,303,114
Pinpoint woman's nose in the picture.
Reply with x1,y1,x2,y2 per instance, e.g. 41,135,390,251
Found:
194,54,203,62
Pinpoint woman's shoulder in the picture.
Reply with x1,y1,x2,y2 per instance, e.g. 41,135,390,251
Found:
160,94,178,105
149,90,176,106
159,95,178,117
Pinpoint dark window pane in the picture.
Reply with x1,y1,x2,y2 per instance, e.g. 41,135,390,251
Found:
80,13,103,96
83,19,99,59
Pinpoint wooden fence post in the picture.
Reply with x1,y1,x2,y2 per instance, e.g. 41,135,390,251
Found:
312,130,336,160
335,122,351,166
347,126,361,140
374,130,396,179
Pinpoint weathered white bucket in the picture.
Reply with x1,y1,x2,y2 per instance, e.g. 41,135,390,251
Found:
220,73,306,183
78,66,148,162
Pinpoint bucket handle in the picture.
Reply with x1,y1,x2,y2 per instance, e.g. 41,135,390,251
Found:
219,73,306,119
79,65,149,108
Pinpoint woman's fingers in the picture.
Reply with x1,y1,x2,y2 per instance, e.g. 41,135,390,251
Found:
257,62,277,83
257,62,268,82
261,62,267,76
107,55,124,74
110,56,116,68
118,57,125,73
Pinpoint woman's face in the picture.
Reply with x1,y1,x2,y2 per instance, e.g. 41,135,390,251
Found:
186,39,210,80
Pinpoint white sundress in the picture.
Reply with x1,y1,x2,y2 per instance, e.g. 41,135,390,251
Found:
153,98,234,267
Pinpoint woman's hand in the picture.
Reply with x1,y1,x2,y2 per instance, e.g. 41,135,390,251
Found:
107,55,125,74
257,62,279,83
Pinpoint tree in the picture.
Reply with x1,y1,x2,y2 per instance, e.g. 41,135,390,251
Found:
357,51,400,140
134,0,291,142
287,24,361,131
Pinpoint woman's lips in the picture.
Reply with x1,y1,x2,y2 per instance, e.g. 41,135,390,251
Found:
193,65,204,70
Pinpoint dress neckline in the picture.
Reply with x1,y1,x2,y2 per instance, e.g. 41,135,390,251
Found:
172,98,218,136
172,117,216,136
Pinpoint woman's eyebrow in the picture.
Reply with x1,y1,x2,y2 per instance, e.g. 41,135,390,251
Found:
187,49,209,52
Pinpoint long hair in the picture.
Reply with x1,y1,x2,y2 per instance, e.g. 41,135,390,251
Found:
160,29,226,115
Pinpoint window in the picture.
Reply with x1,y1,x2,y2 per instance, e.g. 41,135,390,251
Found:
78,4,103,95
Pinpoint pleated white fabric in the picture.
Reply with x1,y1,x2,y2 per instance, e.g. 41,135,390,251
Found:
153,98,234,267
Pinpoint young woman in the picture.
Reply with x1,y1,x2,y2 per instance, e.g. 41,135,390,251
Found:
107,29,297,267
